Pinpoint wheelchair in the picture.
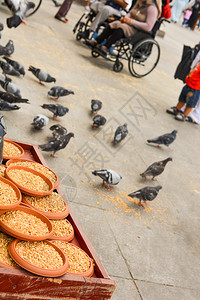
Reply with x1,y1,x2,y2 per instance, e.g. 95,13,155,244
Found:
90,18,170,78
73,10,96,41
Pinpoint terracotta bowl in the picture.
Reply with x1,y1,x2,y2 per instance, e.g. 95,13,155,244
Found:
49,219,74,242
22,194,69,220
6,159,60,189
5,165,54,197
0,205,53,241
51,241,94,277
0,176,22,210
9,239,68,277
3,139,24,160
0,261,20,269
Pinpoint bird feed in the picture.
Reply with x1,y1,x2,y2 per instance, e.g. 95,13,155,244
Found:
0,180,18,205
51,219,73,237
3,141,22,157
0,164,5,177
0,232,18,267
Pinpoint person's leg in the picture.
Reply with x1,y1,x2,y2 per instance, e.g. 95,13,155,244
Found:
55,0,73,19
95,25,113,44
90,6,120,32
104,28,125,49
176,85,188,110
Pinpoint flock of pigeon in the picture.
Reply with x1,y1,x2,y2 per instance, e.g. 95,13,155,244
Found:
0,21,178,208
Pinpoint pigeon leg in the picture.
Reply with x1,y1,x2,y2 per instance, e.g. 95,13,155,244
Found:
107,185,112,190
53,115,60,122
53,98,58,101
102,181,106,185
152,177,157,181
92,111,97,115
50,153,56,157
168,148,173,151
138,200,144,207
92,124,98,128
22,20,27,25
39,81,45,86
157,145,161,148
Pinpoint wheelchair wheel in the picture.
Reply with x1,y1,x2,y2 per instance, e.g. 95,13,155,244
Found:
76,33,81,41
113,61,123,73
92,50,100,58
26,0,42,17
128,39,160,78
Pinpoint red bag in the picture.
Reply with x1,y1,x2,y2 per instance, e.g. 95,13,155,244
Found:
161,0,171,19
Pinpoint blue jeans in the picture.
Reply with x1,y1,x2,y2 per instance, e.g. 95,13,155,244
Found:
178,85,200,108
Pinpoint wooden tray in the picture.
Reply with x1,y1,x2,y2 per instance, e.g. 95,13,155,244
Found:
0,139,116,300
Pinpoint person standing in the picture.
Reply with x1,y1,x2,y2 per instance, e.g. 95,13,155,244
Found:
54,0,74,23
187,0,200,29
171,0,189,23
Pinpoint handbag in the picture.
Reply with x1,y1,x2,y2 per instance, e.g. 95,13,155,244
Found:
130,7,147,22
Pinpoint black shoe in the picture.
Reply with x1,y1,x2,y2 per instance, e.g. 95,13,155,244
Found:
85,38,97,47
52,0,61,7
79,30,90,39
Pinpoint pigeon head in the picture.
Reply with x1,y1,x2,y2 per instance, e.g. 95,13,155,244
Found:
7,15,22,29
155,185,162,191
21,68,25,76
5,76,12,83
69,132,74,138
48,90,53,96
172,130,178,135
50,77,56,83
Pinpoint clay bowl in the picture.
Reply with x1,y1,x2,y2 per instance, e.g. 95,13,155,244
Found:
0,205,53,241
22,194,69,220
51,241,94,277
6,159,60,189
9,239,68,277
3,139,24,160
49,219,74,242
5,165,54,197
0,176,22,210
0,261,20,269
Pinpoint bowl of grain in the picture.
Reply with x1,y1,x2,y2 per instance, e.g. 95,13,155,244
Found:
49,218,74,242
6,159,59,189
0,164,6,177
5,165,54,197
0,205,53,241
9,239,68,277
22,193,69,219
0,176,22,209
3,140,24,160
0,232,20,269
52,241,94,277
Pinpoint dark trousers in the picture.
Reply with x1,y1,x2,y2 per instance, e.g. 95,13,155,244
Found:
96,25,125,49
55,0,73,18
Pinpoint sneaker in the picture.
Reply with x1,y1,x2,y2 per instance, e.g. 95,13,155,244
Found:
110,49,118,56
85,38,97,47
166,106,179,116
79,29,90,39
97,45,109,56
175,112,186,121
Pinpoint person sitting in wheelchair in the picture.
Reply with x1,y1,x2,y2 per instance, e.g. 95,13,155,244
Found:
79,0,133,39
86,0,162,58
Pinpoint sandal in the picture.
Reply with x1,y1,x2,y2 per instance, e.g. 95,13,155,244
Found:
185,116,198,124
54,16,68,23
166,106,179,115
175,112,186,121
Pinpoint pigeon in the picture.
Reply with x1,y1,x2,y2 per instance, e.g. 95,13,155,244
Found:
92,169,122,188
0,73,12,83
0,60,20,77
0,99,20,110
28,65,56,85
113,123,128,144
128,186,162,207
91,99,102,114
52,0,61,6
0,79,21,98
0,23,3,32
39,132,74,157
140,157,172,181
0,40,14,57
49,124,67,137
41,104,69,121
6,0,35,28
3,40,14,56
147,130,178,150
3,57,25,76
31,114,49,130
92,114,106,127
0,91,28,103
48,86,74,100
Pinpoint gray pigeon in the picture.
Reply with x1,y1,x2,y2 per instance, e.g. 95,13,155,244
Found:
6,1,35,28
31,114,49,129
0,99,20,110
147,130,177,150
92,114,106,127
41,104,69,121
49,124,67,137
128,185,162,207
0,91,28,103
0,60,20,76
91,99,102,114
48,86,74,100
0,73,12,83
114,123,128,144
39,132,74,157
28,65,56,84
0,40,14,57
0,79,21,98
140,157,172,180
3,57,25,76
92,169,122,188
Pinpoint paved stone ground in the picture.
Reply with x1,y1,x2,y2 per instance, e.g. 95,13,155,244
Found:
0,2,200,299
